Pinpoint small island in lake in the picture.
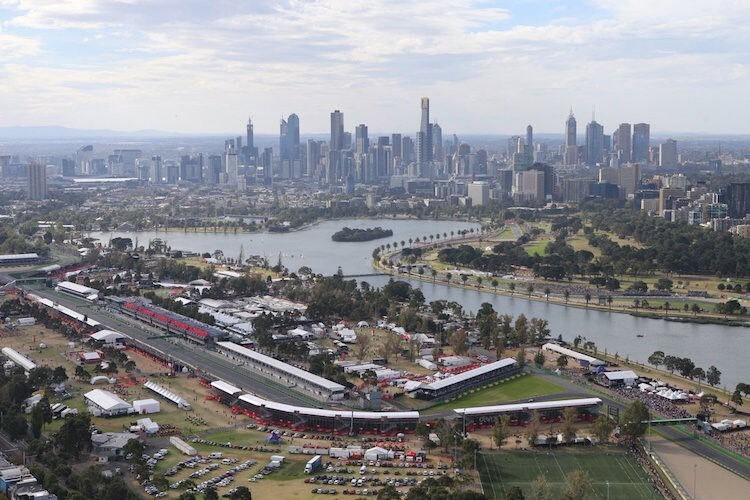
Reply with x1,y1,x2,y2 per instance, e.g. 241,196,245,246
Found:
332,226,394,242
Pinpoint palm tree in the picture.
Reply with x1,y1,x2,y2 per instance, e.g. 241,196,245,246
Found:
408,238,413,246
564,289,570,303
527,284,534,297
663,301,670,316
431,268,438,282
544,287,551,301
607,295,613,309
491,279,498,292
401,240,406,248
446,272,452,283
633,298,640,310
461,274,469,286
450,230,455,238
476,276,483,289
510,282,516,295
584,292,591,307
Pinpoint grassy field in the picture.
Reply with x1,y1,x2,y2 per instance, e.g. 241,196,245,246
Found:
477,448,660,499
426,374,564,412
523,241,549,256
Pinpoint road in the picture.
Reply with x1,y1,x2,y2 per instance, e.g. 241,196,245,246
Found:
22,286,321,407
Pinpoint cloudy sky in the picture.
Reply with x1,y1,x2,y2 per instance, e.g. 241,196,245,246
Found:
0,0,748,135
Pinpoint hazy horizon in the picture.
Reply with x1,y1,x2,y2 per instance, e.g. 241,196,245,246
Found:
1,1,749,135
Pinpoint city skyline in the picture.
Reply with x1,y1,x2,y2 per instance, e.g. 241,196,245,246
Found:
1,1,749,135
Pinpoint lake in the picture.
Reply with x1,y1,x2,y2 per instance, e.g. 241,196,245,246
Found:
91,218,749,388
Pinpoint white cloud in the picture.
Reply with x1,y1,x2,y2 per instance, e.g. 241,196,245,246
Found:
0,0,750,133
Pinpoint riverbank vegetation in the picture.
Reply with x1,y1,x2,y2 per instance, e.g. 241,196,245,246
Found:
331,226,393,242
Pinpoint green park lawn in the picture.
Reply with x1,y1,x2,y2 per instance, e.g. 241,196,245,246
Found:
523,241,549,256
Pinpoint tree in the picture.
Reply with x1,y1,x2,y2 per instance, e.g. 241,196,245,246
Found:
450,329,469,355
533,351,545,368
647,351,665,369
692,367,706,384
230,486,252,500
204,487,219,500
706,366,721,387
525,413,541,446
526,284,534,297
584,292,591,307
620,401,649,440
544,287,551,301
380,334,402,363
354,330,372,361
461,274,469,286
509,282,516,295
493,415,510,447
530,475,553,500
54,413,92,459
506,486,525,500
731,390,744,408
655,278,673,291
592,416,614,444
561,407,577,443
123,438,144,463
556,355,569,369
564,289,570,303
515,347,526,367
491,279,498,291
562,469,593,500
377,485,401,500
606,295,613,309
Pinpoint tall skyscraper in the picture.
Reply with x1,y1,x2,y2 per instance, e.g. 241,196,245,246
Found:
585,120,604,166
355,124,369,155
330,110,345,152
416,97,433,176
180,154,203,183
432,122,443,166
391,133,402,160
27,163,47,200
725,182,750,218
659,139,678,167
279,117,289,161
526,125,533,152
287,113,300,160
614,123,632,163
632,123,650,163
564,110,577,165
245,117,257,165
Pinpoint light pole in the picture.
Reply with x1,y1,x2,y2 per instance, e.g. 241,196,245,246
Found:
693,464,697,499
606,480,610,500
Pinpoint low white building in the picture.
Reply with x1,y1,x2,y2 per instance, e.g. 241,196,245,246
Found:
133,398,161,414
84,389,133,417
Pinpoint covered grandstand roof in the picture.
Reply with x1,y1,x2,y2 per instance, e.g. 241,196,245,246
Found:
84,389,132,411
0,253,39,262
90,330,126,342
542,343,605,366
56,280,98,296
210,380,242,396
26,293,101,327
454,398,603,416
237,393,419,421
420,358,517,391
602,370,637,381
217,341,345,393
123,300,225,340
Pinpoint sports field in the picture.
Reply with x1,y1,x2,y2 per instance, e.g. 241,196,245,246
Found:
477,448,660,499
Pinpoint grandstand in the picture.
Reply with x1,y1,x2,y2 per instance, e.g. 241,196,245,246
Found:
25,292,101,328
216,341,346,401
0,253,40,266
454,398,602,429
112,298,226,344
407,358,520,400
210,380,242,405
234,393,419,435
55,280,99,301
542,343,605,367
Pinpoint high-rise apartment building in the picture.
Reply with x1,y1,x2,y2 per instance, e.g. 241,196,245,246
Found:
585,120,604,166
355,124,369,155
27,163,47,200
391,133,402,161
416,97,433,176
659,139,678,168
564,110,577,165
632,123,650,163
725,182,750,218
614,123,632,163
330,110,345,152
